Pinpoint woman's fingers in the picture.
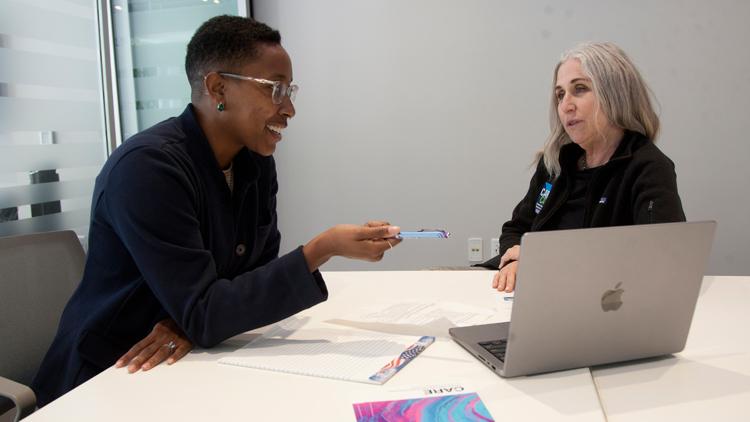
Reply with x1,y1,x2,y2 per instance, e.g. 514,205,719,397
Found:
116,318,193,373
493,261,519,293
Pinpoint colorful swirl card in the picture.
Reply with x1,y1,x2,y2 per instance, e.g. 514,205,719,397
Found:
352,392,494,422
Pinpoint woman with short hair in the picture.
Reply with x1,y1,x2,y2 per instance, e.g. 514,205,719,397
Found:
33,15,401,406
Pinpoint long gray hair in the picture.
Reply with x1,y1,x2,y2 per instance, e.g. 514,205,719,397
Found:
538,42,659,178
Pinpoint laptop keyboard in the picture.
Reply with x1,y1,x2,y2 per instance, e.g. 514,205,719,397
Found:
479,339,507,362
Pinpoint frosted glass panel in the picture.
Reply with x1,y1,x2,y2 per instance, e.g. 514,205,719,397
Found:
0,1,97,47
0,144,105,173
0,0,106,240
111,0,240,141
0,98,102,131
0,180,94,210
0,48,99,88
0,209,91,238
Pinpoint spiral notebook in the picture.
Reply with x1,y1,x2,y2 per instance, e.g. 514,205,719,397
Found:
218,318,434,384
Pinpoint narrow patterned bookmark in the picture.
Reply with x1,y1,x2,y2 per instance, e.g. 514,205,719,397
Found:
368,336,435,384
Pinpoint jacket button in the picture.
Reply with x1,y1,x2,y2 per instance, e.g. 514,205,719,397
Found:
235,243,246,256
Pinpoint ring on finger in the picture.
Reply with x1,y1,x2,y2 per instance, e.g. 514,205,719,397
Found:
163,340,177,353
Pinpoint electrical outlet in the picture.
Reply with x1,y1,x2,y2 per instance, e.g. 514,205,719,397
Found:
468,237,483,262
491,238,500,257
39,130,55,145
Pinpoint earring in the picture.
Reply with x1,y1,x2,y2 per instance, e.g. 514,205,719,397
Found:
217,102,225,112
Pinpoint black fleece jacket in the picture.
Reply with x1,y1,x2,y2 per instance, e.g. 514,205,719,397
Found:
479,131,686,269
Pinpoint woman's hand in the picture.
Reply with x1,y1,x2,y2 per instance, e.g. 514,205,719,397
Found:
492,245,520,293
492,261,519,292
339,220,402,260
303,221,401,270
499,245,520,267
115,318,193,373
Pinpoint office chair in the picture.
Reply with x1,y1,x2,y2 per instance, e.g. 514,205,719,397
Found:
0,231,85,422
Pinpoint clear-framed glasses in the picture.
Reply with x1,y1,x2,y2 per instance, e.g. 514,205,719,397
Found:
218,72,298,105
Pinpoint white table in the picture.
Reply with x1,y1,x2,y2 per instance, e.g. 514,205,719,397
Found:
591,276,750,421
27,271,605,421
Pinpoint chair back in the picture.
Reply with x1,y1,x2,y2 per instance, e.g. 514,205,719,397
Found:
0,230,85,386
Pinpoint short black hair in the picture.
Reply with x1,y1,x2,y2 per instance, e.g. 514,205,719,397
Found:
185,15,281,91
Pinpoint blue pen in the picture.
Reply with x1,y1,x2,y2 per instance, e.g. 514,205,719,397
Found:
397,230,450,239
504,296,514,302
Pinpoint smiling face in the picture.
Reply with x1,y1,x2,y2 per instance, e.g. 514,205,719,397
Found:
554,58,618,150
221,43,295,156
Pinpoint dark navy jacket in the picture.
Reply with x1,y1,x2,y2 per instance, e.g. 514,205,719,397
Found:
479,131,686,269
32,105,328,406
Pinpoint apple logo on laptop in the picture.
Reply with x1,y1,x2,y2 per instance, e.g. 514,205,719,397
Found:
601,282,624,312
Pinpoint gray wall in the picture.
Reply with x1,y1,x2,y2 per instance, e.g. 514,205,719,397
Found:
255,0,750,274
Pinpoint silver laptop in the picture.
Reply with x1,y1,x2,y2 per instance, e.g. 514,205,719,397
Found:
449,221,716,377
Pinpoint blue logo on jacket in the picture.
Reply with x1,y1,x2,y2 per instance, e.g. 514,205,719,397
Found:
535,182,552,214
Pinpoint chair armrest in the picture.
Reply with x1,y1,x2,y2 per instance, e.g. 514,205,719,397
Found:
0,376,36,422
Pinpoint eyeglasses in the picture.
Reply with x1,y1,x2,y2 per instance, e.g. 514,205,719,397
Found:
218,72,298,105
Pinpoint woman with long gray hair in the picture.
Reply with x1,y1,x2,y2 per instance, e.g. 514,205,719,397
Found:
481,42,685,292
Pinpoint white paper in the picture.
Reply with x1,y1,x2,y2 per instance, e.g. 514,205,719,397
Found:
218,317,433,384
321,300,510,338
351,302,496,326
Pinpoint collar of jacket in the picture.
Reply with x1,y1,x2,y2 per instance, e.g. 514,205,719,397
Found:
178,104,264,192
559,130,650,171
